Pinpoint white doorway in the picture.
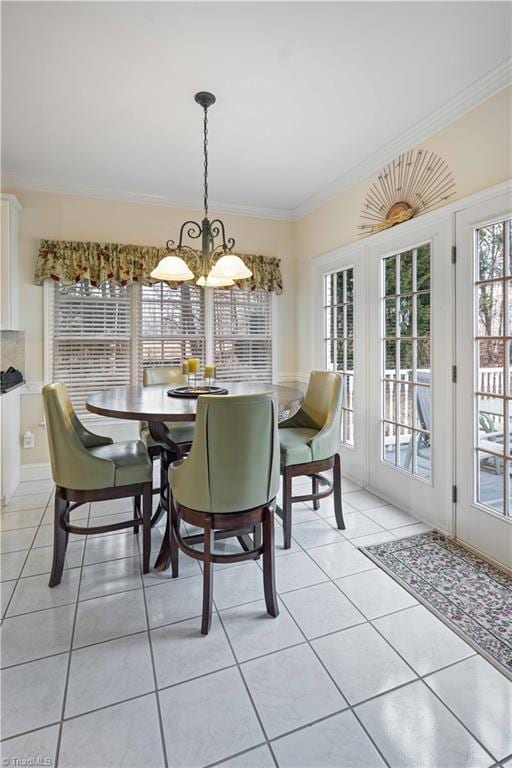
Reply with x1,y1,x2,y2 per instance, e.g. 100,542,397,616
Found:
455,191,512,569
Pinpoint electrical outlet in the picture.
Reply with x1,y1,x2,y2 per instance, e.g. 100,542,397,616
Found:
23,431,35,449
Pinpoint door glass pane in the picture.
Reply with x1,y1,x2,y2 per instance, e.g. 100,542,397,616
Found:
474,217,511,517
324,267,354,446
381,243,431,479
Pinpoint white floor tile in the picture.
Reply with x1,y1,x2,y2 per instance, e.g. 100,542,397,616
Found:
59,694,165,768
291,518,343,549
152,614,235,687
362,504,418,529
0,724,59,767
159,666,264,768
0,549,27,581
425,655,512,760
342,491,387,511
272,709,386,768
7,569,81,617
281,581,364,639
392,522,432,537
2,492,52,513
21,541,84,578
13,480,54,497
0,653,68,739
78,556,142,600
74,589,148,647
313,622,416,704
0,507,46,531
220,598,303,662
142,549,201,583
212,562,268,611
65,632,154,717
351,531,397,547
356,680,492,768
342,478,362,494
374,605,475,675
145,574,205,627
1,580,16,617
83,532,139,565
1,604,75,667
218,745,274,768
274,551,328,594
336,569,417,619
308,541,376,579
0,527,38,554
33,523,86,548
89,498,135,517
242,643,346,739
338,511,385,540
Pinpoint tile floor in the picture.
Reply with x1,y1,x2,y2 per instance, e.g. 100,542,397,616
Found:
1,472,511,768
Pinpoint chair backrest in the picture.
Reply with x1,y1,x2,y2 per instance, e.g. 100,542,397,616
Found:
172,393,279,513
415,371,431,431
42,383,114,490
143,366,185,386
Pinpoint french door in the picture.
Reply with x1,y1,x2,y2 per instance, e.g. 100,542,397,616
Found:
367,217,454,530
455,192,512,569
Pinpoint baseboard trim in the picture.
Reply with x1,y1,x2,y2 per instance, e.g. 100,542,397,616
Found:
20,462,52,482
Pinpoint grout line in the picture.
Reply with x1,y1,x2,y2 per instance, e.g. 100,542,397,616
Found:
54,500,91,768
136,524,169,768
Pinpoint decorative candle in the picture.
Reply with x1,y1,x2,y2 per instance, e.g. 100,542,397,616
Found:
187,358,200,373
204,364,216,379
182,361,190,374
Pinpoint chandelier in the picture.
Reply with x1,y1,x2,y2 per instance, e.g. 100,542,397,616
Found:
151,91,251,288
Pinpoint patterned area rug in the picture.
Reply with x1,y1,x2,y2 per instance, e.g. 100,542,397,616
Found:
359,531,512,679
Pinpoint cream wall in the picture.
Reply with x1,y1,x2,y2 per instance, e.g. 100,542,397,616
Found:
294,86,512,374
2,190,295,465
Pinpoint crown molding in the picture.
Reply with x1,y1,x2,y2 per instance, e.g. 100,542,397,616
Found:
291,57,512,221
0,173,294,222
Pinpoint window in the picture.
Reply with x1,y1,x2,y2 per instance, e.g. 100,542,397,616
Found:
381,243,431,479
475,217,512,517
214,288,273,381
323,268,354,445
49,282,131,415
49,280,274,411
139,282,205,374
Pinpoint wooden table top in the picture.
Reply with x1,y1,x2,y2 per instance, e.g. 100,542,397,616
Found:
86,381,304,422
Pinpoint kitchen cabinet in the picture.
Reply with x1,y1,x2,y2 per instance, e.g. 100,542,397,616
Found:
1,194,22,330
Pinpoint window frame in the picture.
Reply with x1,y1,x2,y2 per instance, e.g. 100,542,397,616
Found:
44,280,278,421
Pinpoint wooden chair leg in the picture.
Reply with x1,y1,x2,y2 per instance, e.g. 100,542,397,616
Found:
49,492,68,587
253,522,262,553
333,452,345,530
282,467,293,549
201,517,214,635
141,483,152,574
133,495,141,535
312,475,320,510
262,505,279,617
170,501,179,578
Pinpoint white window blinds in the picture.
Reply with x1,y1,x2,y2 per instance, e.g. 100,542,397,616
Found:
138,282,206,376
51,281,131,413
213,288,273,381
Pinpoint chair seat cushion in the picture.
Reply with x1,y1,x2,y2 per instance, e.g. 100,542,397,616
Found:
140,421,195,449
89,440,152,486
279,427,318,466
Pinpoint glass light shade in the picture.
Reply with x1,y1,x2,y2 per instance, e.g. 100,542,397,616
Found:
150,256,194,282
196,272,235,288
210,254,252,280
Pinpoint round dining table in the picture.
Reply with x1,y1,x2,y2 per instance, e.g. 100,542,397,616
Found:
86,381,304,569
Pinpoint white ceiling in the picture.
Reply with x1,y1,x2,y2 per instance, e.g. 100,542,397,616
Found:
2,2,511,217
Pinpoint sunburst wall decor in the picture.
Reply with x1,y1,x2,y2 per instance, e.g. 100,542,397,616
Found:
358,149,455,236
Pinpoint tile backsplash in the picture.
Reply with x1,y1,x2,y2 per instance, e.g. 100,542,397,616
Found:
1,330,25,377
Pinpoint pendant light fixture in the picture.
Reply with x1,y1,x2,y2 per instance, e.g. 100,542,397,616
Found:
150,91,251,287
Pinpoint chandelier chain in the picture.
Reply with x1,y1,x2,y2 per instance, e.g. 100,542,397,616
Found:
203,106,208,217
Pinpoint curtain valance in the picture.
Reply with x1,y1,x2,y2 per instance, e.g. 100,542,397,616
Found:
35,239,283,293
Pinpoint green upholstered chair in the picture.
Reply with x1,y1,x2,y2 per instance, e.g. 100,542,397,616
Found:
139,366,195,524
169,392,280,634
43,383,153,587
277,371,345,548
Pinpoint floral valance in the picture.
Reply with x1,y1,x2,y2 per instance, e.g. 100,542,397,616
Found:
35,239,283,293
